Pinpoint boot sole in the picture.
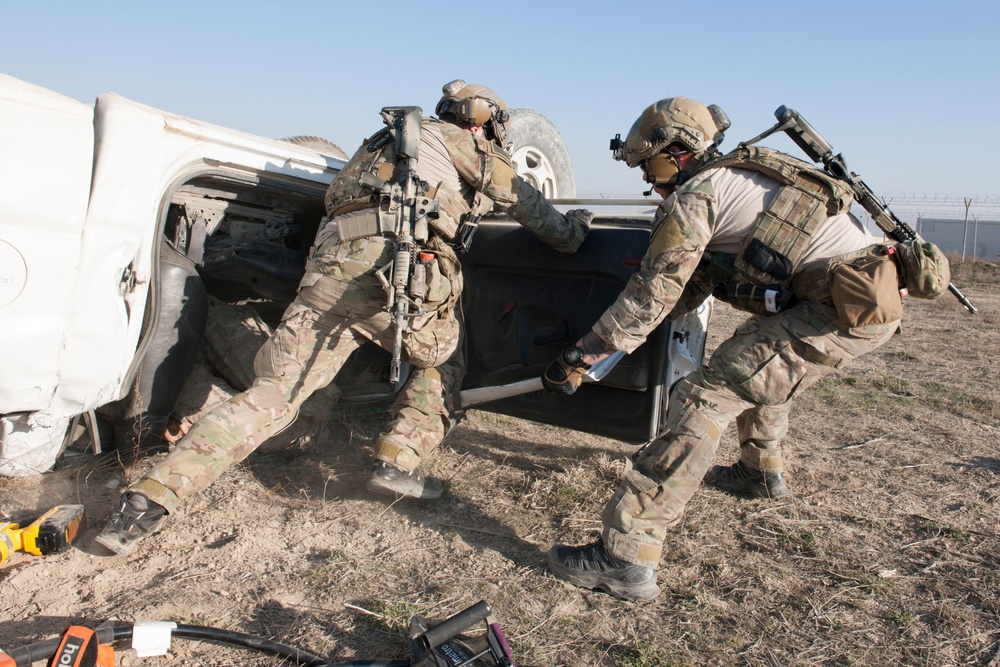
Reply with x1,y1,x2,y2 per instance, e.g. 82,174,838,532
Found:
93,519,164,556
708,481,790,499
366,476,443,500
546,551,660,601
751,482,789,499
705,467,789,499
93,532,138,556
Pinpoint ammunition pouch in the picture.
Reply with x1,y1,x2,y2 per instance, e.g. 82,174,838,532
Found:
828,252,903,328
333,209,382,243
400,237,463,368
710,145,854,288
411,238,463,318
742,238,793,280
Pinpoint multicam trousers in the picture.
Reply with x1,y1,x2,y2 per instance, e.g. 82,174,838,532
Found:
374,339,466,472
131,233,463,514
168,300,341,447
601,300,899,568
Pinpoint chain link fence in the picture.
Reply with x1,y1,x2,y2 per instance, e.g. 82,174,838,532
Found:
863,193,1000,262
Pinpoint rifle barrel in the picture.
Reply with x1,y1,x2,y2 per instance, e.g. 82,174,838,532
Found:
948,283,978,314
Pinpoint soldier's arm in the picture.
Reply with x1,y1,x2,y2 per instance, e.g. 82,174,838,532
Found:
587,189,713,355
445,127,589,253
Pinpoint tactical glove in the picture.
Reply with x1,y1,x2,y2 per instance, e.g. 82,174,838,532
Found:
542,346,591,395
564,208,594,248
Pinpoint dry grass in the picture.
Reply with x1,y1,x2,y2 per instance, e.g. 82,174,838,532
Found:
1,261,998,666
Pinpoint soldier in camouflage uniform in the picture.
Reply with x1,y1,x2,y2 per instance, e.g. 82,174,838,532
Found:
162,298,340,452
543,97,916,600
96,80,592,556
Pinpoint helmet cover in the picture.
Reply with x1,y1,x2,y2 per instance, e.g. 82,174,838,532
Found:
436,79,511,147
616,97,729,168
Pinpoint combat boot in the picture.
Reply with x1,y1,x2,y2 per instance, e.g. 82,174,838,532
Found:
94,492,167,556
705,460,789,499
547,538,660,600
367,461,443,499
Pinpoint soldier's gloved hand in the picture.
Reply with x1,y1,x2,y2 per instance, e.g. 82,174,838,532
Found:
542,346,591,395
564,209,594,246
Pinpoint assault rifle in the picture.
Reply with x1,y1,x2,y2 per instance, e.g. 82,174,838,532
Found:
364,107,440,383
742,106,977,314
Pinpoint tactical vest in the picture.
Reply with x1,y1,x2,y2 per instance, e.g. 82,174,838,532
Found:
698,145,855,312
323,119,492,244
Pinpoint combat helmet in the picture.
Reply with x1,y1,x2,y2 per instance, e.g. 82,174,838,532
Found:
611,97,731,189
436,79,511,148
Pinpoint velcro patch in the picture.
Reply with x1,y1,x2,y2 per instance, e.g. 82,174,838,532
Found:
649,214,687,258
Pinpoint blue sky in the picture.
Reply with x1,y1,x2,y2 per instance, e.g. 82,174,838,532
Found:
3,1,998,198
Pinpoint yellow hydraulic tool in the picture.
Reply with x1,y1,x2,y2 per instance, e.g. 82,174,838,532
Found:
0,504,85,566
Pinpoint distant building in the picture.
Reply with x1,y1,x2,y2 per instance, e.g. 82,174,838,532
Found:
916,217,1000,260
853,195,1000,261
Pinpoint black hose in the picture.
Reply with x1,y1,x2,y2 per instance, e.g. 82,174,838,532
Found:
3,622,409,667
3,636,62,666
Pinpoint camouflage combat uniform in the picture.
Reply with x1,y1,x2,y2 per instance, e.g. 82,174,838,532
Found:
592,148,901,569
129,119,588,513
167,298,341,451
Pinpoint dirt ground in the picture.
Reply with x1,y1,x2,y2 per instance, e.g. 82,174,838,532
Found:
2,260,998,667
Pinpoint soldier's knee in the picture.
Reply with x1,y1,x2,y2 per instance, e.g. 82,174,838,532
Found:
237,380,300,422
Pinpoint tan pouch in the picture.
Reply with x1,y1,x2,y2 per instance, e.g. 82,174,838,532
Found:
829,254,903,328
403,313,460,368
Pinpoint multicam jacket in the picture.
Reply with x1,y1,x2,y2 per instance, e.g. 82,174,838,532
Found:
322,119,585,253
594,149,876,353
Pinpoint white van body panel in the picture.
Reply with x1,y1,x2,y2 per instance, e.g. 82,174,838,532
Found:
0,74,340,474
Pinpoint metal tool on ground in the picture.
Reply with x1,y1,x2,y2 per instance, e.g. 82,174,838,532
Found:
455,350,626,410
0,599,526,667
410,600,514,667
0,504,86,566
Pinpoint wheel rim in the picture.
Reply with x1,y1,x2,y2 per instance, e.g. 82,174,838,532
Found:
511,145,558,198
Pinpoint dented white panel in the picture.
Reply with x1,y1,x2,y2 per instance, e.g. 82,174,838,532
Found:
52,93,341,415
1,74,342,473
0,74,94,414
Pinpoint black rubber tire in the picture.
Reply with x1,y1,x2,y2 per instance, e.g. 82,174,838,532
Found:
506,108,576,198
278,135,349,161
